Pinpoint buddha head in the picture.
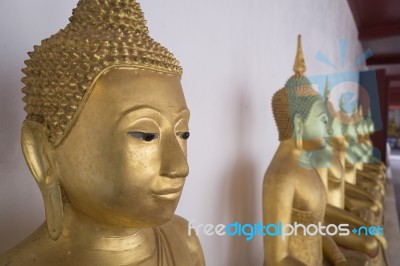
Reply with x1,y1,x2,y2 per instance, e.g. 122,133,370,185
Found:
20,0,189,240
359,108,377,164
341,101,365,166
362,108,376,148
364,108,380,162
272,35,328,151
352,106,373,163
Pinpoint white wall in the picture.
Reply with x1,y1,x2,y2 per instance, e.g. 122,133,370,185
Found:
0,1,365,265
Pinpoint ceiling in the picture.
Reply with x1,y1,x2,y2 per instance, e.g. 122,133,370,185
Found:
347,0,400,108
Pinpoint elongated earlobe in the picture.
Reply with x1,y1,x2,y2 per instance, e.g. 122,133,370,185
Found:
293,114,303,149
21,121,64,240
295,133,303,149
42,169,64,240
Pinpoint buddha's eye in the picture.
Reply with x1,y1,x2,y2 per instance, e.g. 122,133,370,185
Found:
177,131,190,140
129,132,159,142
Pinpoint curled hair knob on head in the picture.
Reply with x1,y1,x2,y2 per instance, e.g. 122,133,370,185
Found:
22,0,182,146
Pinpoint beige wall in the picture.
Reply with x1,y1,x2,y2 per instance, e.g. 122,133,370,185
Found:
0,0,365,265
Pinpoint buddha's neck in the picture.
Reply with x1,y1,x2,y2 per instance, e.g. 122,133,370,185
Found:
314,167,328,192
330,139,346,168
61,203,152,253
344,161,357,184
332,148,346,170
277,140,313,169
309,148,330,191
326,148,345,183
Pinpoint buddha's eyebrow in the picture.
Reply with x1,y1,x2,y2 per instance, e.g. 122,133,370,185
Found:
116,106,163,125
176,108,190,117
121,106,162,117
172,109,190,123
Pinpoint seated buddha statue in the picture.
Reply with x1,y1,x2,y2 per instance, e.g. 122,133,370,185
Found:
314,79,345,209
0,1,205,265
362,110,387,177
355,148,385,199
334,103,383,227
263,36,346,266
356,109,387,186
311,85,387,265
349,107,385,198
342,108,384,203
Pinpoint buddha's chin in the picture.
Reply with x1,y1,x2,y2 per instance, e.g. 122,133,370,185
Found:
129,214,177,228
303,139,326,151
69,192,182,228
99,212,176,229
116,204,180,228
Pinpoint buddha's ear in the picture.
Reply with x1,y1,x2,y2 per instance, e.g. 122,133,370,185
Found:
21,121,51,184
293,114,303,149
293,113,304,135
21,120,63,241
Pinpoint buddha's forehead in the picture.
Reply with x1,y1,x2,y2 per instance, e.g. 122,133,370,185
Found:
331,119,343,133
308,100,326,116
89,67,187,119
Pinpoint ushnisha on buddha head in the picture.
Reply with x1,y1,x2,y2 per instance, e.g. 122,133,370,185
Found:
21,0,190,240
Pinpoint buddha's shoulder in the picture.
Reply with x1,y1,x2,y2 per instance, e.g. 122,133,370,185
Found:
160,215,203,249
159,215,205,265
0,224,57,266
264,163,300,184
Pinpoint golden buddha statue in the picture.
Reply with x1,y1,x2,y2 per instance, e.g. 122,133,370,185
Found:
356,109,387,185
327,110,381,220
334,104,383,227
263,36,346,266
0,1,204,265
341,108,380,194
347,109,386,203
362,110,387,177
313,86,387,265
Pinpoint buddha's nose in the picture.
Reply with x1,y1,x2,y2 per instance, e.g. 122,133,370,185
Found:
159,132,189,178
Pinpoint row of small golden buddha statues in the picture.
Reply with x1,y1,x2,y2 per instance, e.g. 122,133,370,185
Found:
264,35,388,266
0,0,389,265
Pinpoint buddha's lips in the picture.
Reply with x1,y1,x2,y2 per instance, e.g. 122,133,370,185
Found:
151,177,186,195
153,186,184,195
151,182,185,201
151,190,183,201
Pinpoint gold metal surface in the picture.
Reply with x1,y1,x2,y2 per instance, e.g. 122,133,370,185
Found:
293,35,306,76
319,114,385,264
21,0,182,146
325,87,383,222
310,82,385,266
264,36,345,266
0,1,204,265
321,90,388,265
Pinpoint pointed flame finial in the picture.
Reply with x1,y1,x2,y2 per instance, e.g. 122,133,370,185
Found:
324,77,331,100
293,35,306,76
340,95,346,112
